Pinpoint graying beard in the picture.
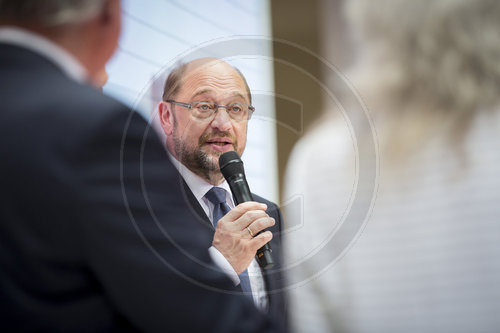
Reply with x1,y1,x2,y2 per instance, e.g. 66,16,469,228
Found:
173,136,219,180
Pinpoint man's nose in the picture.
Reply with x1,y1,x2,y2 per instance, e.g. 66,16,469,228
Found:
210,107,232,131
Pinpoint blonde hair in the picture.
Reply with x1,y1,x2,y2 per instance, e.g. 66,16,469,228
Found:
346,0,500,159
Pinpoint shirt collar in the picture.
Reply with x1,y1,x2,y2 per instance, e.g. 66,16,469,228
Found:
167,151,234,205
0,27,87,83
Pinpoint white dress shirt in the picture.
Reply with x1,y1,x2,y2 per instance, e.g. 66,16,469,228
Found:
0,27,87,83
168,153,268,310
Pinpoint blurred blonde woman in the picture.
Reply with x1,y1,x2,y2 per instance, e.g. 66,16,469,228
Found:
284,0,500,332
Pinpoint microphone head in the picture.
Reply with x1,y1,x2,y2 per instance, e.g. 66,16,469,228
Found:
219,151,245,179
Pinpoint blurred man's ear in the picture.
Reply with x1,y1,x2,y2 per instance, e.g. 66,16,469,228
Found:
100,0,121,26
101,0,121,49
81,0,120,83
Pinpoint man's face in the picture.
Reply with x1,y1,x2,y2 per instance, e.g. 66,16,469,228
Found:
161,61,250,182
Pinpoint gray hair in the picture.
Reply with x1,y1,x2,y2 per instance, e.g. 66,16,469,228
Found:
162,59,252,105
346,0,500,157
0,0,106,26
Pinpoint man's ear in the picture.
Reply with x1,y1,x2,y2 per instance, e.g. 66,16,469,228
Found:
87,0,121,79
101,0,121,26
159,101,174,136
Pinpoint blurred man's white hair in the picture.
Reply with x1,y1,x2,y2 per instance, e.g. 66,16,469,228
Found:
0,0,106,26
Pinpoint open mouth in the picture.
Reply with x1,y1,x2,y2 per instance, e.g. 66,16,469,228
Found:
205,137,234,151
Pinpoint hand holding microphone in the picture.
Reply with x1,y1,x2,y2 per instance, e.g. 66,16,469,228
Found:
219,151,275,269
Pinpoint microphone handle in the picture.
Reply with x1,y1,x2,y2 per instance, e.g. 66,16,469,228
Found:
226,174,275,269
227,174,253,202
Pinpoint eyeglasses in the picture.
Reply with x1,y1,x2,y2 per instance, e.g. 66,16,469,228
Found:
166,100,254,121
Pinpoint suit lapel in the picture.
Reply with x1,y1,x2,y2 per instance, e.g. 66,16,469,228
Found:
180,178,214,231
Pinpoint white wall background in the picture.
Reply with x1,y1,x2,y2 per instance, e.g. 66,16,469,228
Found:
103,0,278,202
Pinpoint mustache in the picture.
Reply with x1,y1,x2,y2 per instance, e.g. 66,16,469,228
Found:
199,131,236,145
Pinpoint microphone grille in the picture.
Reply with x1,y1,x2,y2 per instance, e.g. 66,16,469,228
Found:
219,151,245,178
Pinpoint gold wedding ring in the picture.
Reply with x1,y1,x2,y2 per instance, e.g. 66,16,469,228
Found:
246,226,254,237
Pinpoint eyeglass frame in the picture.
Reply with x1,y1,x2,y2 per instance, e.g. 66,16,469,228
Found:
165,99,255,121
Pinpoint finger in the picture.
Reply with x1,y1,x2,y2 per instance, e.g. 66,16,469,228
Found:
233,210,270,230
248,231,273,252
220,201,267,223
245,217,275,238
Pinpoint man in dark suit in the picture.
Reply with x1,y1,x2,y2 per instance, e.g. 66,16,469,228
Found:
0,1,282,332
158,58,287,325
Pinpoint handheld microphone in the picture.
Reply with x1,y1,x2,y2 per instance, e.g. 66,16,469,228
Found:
219,151,274,269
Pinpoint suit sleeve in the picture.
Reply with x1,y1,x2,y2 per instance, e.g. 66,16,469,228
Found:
73,109,281,333
257,197,288,329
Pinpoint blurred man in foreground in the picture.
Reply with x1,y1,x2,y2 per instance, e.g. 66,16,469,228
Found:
0,0,280,331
